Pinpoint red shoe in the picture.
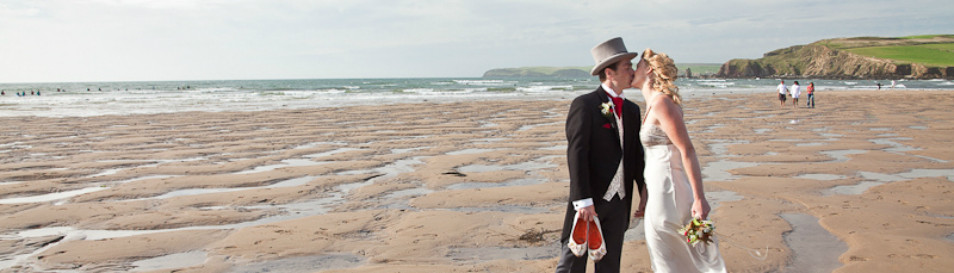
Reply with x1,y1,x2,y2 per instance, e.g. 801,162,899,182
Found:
567,211,588,257
588,216,606,261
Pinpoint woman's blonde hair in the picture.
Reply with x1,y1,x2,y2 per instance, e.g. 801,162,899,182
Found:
642,48,682,105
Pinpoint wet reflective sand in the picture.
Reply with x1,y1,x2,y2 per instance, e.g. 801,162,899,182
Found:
2,91,953,272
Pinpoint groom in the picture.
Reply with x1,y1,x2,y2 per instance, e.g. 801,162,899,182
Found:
556,37,646,273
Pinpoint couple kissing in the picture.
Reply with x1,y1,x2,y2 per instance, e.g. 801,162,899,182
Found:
556,37,727,273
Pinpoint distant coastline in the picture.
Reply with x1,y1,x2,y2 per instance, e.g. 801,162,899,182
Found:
486,34,954,80
482,63,722,79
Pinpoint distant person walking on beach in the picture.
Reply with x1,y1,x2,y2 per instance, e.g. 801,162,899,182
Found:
806,82,815,108
790,81,801,109
776,80,787,108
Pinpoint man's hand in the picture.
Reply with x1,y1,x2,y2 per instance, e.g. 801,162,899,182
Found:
579,205,597,222
633,209,645,218
634,187,648,218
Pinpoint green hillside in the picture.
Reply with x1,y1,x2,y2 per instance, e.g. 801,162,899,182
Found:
679,63,722,75
718,34,954,79
901,34,954,40
818,34,954,66
846,43,954,67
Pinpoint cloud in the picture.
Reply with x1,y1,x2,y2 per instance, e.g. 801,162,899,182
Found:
81,0,213,9
1,0,952,82
0,2,40,17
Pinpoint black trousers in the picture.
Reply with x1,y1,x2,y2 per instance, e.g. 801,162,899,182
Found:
555,196,629,273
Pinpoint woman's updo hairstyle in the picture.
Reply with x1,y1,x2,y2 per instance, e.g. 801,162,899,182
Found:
642,48,682,105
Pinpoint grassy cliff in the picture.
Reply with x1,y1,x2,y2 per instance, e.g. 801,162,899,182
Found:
718,35,954,79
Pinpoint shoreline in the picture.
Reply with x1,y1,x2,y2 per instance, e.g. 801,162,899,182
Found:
1,90,953,272
1,77,952,118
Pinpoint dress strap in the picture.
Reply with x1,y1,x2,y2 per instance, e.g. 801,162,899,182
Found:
642,92,665,124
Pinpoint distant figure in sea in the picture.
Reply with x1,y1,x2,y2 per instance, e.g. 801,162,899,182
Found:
1,91,4,96
877,82,882,90
776,80,787,108
806,82,815,108
790,81,800,109
891,80,896,88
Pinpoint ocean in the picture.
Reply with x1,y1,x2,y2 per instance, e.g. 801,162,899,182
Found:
1,77,951,117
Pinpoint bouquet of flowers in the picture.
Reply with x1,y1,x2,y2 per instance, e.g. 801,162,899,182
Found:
678,218,715,246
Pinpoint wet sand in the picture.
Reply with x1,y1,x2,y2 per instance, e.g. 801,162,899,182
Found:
1,90,953,272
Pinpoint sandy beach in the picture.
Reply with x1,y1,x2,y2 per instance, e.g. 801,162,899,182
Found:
1,90,953,273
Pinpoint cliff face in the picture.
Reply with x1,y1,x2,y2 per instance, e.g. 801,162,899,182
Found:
718,37,954,79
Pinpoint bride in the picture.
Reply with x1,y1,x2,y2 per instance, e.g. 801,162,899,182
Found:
631,48,727,273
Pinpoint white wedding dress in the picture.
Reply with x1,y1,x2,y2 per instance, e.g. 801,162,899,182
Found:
640,122,727,273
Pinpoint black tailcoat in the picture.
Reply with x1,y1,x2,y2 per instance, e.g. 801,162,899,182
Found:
559,87,646,243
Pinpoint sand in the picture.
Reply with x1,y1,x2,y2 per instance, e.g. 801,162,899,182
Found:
1,90,953,273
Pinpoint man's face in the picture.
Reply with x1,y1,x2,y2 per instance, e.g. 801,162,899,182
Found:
608,59,635,89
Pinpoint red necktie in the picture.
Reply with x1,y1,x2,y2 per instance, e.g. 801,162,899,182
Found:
612,97,623,117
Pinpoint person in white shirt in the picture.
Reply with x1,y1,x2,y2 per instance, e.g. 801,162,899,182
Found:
776,80,787,108
790,81,801,109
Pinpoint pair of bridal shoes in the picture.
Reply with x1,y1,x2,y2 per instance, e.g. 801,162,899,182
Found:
567,212,607,261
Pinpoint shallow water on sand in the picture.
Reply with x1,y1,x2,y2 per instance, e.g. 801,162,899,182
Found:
779,213,848,273
703,140,758,182
821,150,867,162
795,174,848,181
824,168,954,195
131,251,208,272
229,254,365,273
446,245,559,262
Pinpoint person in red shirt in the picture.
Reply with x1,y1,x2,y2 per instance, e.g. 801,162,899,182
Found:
806,82,815,108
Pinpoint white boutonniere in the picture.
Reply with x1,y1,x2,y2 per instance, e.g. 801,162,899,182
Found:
600,101,614,118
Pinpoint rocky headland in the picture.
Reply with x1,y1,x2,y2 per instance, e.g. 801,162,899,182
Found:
717,35,954,79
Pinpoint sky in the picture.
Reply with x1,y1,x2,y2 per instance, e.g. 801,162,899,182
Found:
1,0,952,83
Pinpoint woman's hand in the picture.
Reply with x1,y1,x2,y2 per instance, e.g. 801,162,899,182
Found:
691,198,711,220
634,202,646,218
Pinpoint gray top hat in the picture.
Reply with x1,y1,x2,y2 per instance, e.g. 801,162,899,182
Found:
590,37,638,76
